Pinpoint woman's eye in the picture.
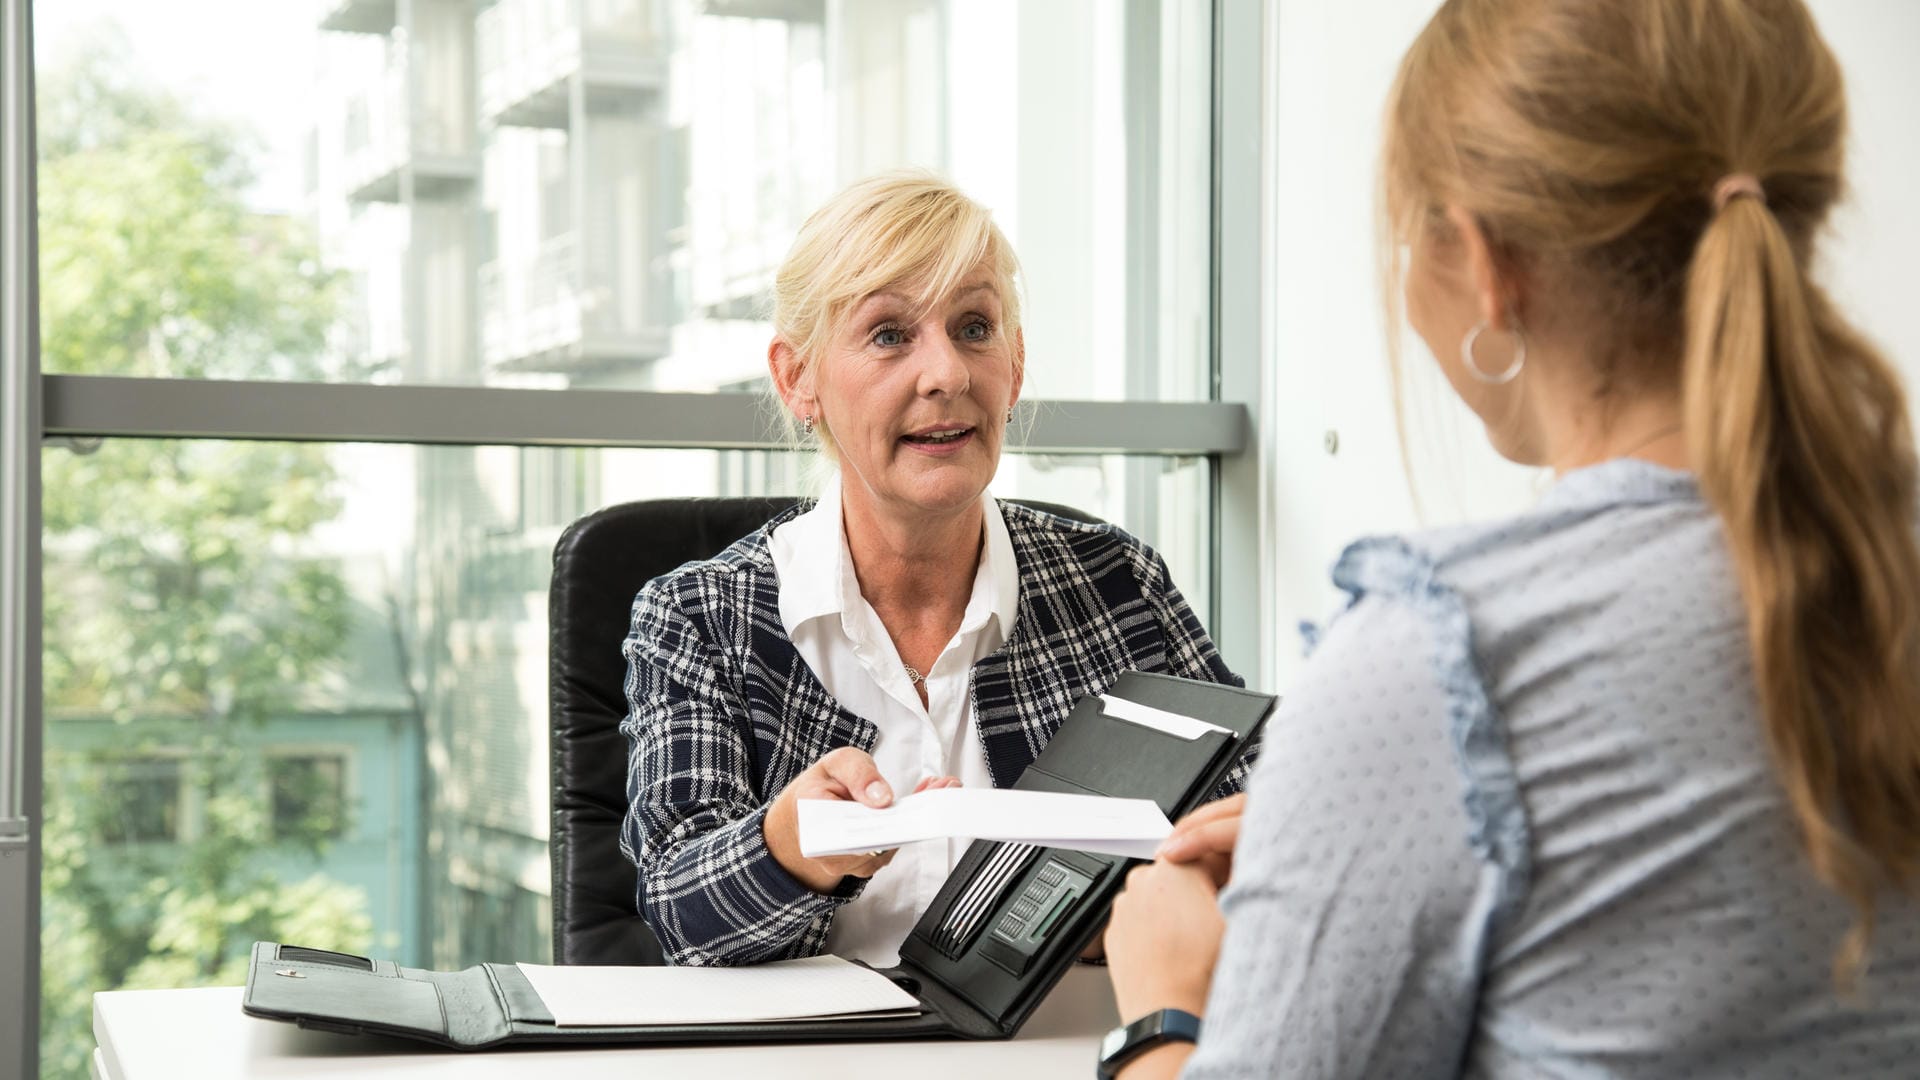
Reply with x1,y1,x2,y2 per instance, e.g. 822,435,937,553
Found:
959,321,991,342
873,327,906,347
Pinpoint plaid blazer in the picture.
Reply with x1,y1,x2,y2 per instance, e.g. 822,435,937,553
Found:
620,501,1249,967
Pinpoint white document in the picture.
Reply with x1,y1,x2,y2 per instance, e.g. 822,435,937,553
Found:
515,954,923,1027
798,787,1173,860
1098,693,1232,741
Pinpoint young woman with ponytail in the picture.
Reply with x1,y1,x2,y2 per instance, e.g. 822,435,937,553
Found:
1099,1,1920,1076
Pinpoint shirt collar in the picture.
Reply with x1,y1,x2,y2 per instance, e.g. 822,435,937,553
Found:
770,481,850,633
768,478,1021,640
1536,458,1701,514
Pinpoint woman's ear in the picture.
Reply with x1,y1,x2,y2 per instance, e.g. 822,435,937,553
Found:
1444,205,1523,332
768,338,815,418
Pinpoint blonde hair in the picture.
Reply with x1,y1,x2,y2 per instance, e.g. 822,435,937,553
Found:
1384,0,1920,980
770,170,1023,456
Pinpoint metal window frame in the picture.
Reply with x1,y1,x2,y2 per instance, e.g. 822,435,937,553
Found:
1,2,41,1079
0,1,1272,1075
1211,0,1269,685
41,375,1246,456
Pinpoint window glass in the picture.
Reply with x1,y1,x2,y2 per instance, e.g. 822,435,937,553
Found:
35,0,1213,400
30,10,1223,1080
270,754,350,842
91,757,184,845
37,436,1211,1079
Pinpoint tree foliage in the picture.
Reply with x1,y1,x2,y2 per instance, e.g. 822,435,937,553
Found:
37,32,377,1080
37,41,342,382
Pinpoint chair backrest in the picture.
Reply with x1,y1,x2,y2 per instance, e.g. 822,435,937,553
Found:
548,495,1098,965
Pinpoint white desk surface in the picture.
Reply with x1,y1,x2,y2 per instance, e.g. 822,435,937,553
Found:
92,964,1119,1080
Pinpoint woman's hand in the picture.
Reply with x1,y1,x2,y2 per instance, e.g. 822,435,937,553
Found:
1084,793,1246,969
762,747,960,893
1154,792,1244,889
1106,860,1225,1022
913,775,964,795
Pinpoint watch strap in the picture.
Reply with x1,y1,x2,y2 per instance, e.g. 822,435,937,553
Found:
1096,1007,1203,1079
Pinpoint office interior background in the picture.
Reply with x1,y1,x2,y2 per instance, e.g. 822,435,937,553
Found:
0,0,1914,1076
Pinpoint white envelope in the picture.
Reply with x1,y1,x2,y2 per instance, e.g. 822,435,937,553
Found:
797,787,1172,860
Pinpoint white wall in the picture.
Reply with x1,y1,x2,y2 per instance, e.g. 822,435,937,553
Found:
1810,0,1920,390
1257,0,1920,687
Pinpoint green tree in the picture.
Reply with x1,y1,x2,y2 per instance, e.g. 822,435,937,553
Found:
36,35,377,1080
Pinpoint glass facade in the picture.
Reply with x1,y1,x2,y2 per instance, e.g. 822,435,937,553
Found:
21,3,1227,1078
36,0,1214,401
35,434,1210,1077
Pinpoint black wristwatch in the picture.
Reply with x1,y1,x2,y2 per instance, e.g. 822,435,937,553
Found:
1096,1008,1203,1079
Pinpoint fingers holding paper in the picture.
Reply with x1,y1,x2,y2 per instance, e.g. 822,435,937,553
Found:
1104,794,1244,1016
831,776,958,876
763,748,962,893
764,747,896,891
1155,792,1245,889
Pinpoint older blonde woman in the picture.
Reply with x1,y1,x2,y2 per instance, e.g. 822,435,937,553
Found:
620,171,1249,968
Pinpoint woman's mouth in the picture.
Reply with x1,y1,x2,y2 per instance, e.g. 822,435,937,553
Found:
901,426,976,451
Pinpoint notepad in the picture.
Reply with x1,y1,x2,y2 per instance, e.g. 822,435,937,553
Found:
514,954,924,1027
798,787,1174,860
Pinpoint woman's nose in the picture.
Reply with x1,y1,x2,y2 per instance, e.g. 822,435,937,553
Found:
915,334,971,397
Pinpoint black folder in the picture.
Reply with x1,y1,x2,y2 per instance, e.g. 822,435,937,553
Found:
242,671,1276,1049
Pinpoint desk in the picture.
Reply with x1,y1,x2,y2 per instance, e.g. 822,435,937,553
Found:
92,964,1118,1080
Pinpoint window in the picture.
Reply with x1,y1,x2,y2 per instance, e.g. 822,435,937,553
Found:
269,754,349,843
8,3,1253,1079
33,0,1215,400
93,757,183,846
34,435,1215,1072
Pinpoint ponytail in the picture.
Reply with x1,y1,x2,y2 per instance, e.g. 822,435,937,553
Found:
1683,193,1920,979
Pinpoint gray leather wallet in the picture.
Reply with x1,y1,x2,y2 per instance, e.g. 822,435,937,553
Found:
243,671,1276,1049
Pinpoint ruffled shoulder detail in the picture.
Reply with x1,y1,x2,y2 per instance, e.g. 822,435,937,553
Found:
1331,535,1533,920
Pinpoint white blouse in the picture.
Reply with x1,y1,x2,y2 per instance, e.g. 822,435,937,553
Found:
767,479,1017,967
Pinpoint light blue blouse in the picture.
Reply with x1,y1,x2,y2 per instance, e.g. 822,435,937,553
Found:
1188,460,1920,1078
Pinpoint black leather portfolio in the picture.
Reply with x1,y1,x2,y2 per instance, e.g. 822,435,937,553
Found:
242,671,1276,1049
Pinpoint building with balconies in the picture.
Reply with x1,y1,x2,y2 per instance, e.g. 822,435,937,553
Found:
475,0,678,378
314,0,477,385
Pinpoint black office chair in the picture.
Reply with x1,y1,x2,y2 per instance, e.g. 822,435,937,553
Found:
547,495,1098,966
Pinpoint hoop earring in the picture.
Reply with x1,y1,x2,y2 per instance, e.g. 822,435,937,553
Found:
801,414,815,437
1461,320,1526,385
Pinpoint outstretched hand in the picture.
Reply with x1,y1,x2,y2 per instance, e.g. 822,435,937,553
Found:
763,747,960,893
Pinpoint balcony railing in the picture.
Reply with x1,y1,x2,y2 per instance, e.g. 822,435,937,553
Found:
696,0,823,21
480,233,581,368
479,232,670,373
477,0,665,129
316,0,398,35
340,60,476,203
